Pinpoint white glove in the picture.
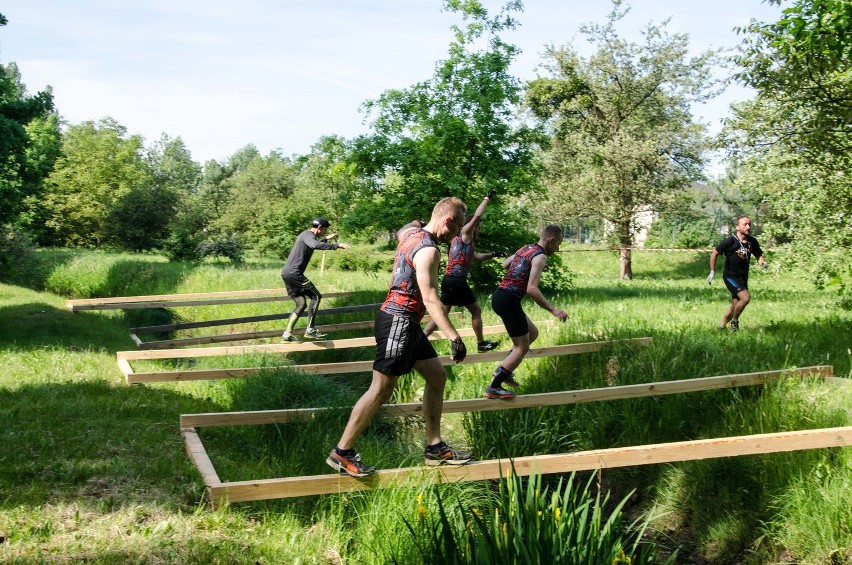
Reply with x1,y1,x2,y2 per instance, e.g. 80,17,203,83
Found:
706,271,715,285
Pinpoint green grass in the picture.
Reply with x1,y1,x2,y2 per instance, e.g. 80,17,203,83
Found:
1,246,850,563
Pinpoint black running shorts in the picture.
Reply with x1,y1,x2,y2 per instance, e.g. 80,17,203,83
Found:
282,272,320,299
373,310,438,376
491,288,529,337
440,275,477,307
723,275,748,299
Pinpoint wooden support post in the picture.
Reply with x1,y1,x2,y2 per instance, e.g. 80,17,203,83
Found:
202,426,852,503
179,366,834,428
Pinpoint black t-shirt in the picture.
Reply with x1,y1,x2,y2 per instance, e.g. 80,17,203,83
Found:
715,235,763,280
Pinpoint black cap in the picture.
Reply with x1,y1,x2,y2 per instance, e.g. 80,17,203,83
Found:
312,217,330,228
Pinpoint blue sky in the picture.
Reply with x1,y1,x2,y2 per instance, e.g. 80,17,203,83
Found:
1,1,781,169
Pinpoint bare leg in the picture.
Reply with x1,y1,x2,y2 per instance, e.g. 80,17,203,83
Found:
721,290,750,326
337,370,398,450
422,303,451,337
466,301,484,343
413,357,448,446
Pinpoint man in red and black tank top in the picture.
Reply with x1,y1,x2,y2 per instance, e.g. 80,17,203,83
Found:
326,197,475,478
423,190,506,352
487,224,569,399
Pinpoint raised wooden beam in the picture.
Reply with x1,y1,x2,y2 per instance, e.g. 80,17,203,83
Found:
124,338,651,384
180,366,833,428
130,303,381,334
201,426,852,503
119,323,519,361
68,289,351,312
181,428,221,487
135,312,464,350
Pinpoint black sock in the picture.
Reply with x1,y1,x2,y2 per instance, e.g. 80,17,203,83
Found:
335,447,355,457
489,366,510,388
426,441,445,452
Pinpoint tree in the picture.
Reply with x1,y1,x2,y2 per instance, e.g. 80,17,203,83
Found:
725,0,851,303
732,0,851,158
40,118,148,247
349,0,545,233
526,0,720,279
0,30,56,225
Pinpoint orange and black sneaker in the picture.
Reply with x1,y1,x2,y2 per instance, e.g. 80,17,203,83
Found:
326,449,376,477
424,441,472,466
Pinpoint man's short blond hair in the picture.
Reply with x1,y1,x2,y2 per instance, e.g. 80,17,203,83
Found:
431,196,467,221
542,224,564,240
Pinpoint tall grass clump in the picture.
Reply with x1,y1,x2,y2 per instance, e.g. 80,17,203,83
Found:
396,468,673,564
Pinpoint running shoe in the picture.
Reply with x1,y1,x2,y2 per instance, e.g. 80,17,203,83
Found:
304,327,328,339
477,340,499,352
281,331,301,343
424,442,473,466
730,320,739,332
501,373,521,388
485,385,516,399
326,449,376,477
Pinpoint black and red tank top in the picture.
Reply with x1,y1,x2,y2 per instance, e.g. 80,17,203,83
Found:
381,229,439,320
498,243,545,297
444,236,475,277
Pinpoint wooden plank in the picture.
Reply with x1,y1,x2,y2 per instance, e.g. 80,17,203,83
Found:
180,366,833,428
119,324,516,361
130,303,381,334
67,289,350,311
181,428,221,487
125,338,651,384
206,426,852,502
136,312,464,350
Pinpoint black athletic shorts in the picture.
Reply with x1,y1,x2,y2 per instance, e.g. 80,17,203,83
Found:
491,288,528,337
373,310,438,376
440,275,477,307
723,275,748,298
282,272,320,299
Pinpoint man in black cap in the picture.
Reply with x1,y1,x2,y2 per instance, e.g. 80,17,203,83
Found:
281,218,348,341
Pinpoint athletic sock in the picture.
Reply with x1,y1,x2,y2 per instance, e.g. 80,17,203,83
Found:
335,447,355,457
489,366,511,389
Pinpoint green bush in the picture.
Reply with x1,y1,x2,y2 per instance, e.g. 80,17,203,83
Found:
197,234,244,264
0,225,42,287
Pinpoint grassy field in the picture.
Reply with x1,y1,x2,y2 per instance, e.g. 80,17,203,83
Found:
1,246,850,564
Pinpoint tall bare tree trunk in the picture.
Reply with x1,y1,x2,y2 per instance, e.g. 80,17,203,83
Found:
619,246,633,279
618,218,633,280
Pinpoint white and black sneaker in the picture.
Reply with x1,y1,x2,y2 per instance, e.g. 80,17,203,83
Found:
281,331,301,343
304,327,328,340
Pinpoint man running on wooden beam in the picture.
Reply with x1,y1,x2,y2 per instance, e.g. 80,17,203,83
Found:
281,217,349,342
422,189,507,352
327,197,472,477
487,224,569,399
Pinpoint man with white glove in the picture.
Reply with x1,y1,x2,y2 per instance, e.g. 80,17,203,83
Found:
707,215,767,332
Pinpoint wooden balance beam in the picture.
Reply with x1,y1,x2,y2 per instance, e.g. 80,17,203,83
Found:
180,366,848,504
180,366,834,428
67,289,352,312
121,336,649,384
133,312,464,350
130,302,381,335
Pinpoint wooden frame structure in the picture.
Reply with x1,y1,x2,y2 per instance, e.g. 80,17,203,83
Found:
131,312,464,350
67,289,352,312
118,336,650,384
178,366,851,505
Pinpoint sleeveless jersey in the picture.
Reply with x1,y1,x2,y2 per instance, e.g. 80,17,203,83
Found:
444,236,475,277
381,229,439,320
498,243,545,297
